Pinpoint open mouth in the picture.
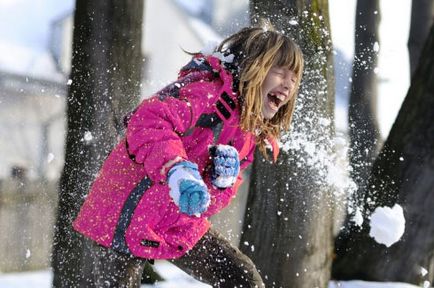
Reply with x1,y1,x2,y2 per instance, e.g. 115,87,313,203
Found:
267,93,283,109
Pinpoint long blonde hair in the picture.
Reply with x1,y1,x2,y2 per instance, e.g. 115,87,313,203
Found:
216,24,304,157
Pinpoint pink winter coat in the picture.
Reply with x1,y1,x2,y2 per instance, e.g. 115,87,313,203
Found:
73,55,257,260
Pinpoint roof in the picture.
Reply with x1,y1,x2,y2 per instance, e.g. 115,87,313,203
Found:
0,41,65,83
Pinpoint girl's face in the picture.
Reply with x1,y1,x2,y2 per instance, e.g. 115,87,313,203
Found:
261,66,297,119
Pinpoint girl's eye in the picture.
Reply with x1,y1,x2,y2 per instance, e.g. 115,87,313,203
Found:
273,69,285,76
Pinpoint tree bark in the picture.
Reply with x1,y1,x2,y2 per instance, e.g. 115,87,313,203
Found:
242,1,336,287
408,0,433,78
51,0,144,287
333,24,434,284
348,0,381,205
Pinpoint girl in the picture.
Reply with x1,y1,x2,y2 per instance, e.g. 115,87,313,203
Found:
73,24,304,287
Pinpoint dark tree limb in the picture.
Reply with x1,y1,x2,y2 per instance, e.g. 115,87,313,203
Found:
348,0,381,204
333,24,434,284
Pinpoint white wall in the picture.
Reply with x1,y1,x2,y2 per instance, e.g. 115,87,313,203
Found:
0,80,65,179
142,0,205,97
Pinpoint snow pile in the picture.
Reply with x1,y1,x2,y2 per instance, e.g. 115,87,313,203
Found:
369,204,405,247
329,280,419,288
0,267,423,288
0,270,53,288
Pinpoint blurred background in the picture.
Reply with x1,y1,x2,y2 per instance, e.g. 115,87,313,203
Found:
0,0,411,281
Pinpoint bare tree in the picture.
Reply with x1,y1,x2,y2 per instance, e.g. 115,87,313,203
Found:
51,0,144,286
348,0,381,203
333,24,434,284
241,1,336,287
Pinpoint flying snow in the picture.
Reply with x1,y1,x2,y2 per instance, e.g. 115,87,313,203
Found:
420,266,428,277
212,52,235,63
351,207,364,227
373,41,380,53
47,153,55,163
83,131,93,143
289,19,298,26
369,204,405,247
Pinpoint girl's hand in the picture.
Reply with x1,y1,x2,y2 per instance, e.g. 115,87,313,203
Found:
167,161,210,216
209,145,240,188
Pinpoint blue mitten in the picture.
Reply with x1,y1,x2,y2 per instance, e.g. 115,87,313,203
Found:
209,145,240,188
167,161,210,216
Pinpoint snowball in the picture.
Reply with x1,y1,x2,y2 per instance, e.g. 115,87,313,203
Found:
423,281,430,288
369,204,405,247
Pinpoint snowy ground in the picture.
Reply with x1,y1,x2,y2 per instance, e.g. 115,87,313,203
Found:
0,261,422,288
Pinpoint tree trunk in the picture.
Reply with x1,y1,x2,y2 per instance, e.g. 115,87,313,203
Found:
241,1,336,287
332,25,434,284
51,0,144,287
408,0,433,78
348,0,381,206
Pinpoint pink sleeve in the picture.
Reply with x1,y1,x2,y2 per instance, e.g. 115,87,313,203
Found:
240,140,256,170
126,81,221,183
126,96,191,183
